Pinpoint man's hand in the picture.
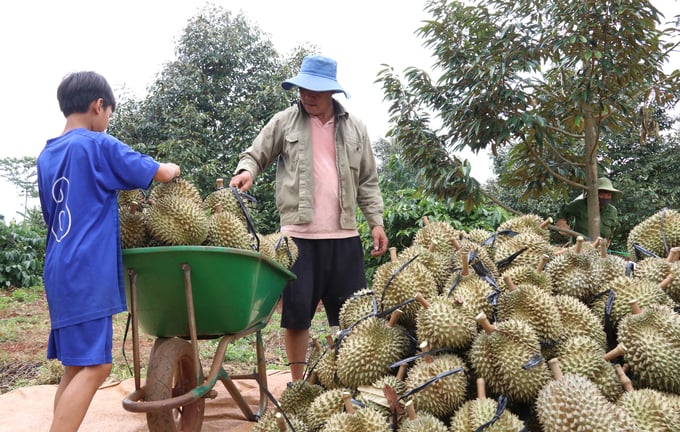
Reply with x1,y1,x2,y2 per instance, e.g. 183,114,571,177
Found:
370,226,388,257
554,218,570,237
229,171,253,192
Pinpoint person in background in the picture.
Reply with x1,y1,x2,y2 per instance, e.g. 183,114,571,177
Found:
37,71,180,432
555,177,622,245
230,54,388,381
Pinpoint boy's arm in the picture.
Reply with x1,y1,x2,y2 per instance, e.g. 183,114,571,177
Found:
153,163,181,183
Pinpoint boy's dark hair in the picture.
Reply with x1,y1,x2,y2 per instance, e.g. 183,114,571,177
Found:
57,71,117,117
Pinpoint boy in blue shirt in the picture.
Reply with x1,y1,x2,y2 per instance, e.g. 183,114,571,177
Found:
37,71,180,432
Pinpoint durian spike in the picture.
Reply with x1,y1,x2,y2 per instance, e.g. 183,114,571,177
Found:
614,364,634,392
539,217,553,229
461,250,469,276
420,341,433,364
575,236,584,254
215,178,224,189
537,254,550,272
275,412,286,432
312,337,322,351
600,238,608,258
325,335,335,350
389,247,398,262
604,343,627,361
476,378,487,399
397,364,408,380
404,399,417,420
667,247,680,262
659,272,676,289
387,309,403,328
476,312,495,335
629,300,642,315
414,293,430,309
547,358,563,380
503,274,517,291
342,391,354,414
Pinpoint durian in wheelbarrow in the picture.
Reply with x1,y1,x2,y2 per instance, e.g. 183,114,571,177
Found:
117,188,147,209
259,232,299,269
535,358,636,432
448,378,525,432
203,178,249,224
149,177,203,206
627,208,680,262
146,194,208,245
204,204,253,249
612,302,680,394
119,201,149,249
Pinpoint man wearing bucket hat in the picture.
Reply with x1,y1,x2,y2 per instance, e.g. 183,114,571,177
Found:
555,177,623,243
230,54,388,381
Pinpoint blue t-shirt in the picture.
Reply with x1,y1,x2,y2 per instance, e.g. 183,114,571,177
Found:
37,129,159,329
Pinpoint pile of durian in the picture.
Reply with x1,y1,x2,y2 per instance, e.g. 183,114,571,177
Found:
254,211,680,432
117,178,298,269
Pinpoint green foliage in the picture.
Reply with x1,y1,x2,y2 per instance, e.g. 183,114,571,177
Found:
0,221,46,289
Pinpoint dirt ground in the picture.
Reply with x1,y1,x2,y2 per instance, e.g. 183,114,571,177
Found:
0,288,303,394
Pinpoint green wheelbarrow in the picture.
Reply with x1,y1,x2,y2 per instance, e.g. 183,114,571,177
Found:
120,245,296,432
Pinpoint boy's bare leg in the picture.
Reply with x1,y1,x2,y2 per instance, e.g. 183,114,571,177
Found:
50,364,111,432
285,328,309,381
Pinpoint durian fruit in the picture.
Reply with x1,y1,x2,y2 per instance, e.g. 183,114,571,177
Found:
412,216,459,258
497,256,552,293
634,247,680,303
535,358,636,432
414,292,477,352
444,255,497,320
149,177,203,206
397,400,448,432
627,208,680,262
119,201,149,248
493,231,553,275
259,232,299,269
497,214,552,243
335,311,412,390
462,228,495,249
372,248,438,330
252,410,307,432
448,378,526,432
614,364,680,432
450,236,500,278
552,294,607,350
615,302,680,394
554,336,623,402
591,238,629,289
545,236,598,301
278,379,325,425
590,274,676,329
496,275,564,345
356,374,407,417
339,288,377,330
314,335,341,390
203,178,249,224
306,388,351,432
117,188,147,209
146,195,209,245
468,313,551,404
403,342,468,418
204,204,252,249
320,391,389,432
399,243,453,292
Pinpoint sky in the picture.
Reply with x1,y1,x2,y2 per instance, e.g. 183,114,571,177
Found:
0,0,677,223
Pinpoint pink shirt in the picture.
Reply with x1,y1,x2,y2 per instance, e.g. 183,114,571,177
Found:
282,116,358,239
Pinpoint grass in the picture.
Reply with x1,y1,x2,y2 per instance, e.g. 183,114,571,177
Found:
0,286,332,393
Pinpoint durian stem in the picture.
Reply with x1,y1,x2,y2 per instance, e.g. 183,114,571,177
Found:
476,378,486,399
389,247,398,262
614,364,634,392
600,238,608,258
667,247,680,262
414,293,430,309
547,358,563,380
659,272,676,289
313,337,322,351
539,217,553,229
629,300,642,315
593,236,602,249
503,274,516,291
604,343,627,361
325,335,335,350
537,254,550,272
404,400,417,420
342,391,354,414
275,412,286,432
575,236,584,254
387,309,403,328
419,341,433,363
451,237,462,251
216,178,224,189
476,312,495,335
461,250,469,276
397,364,408,380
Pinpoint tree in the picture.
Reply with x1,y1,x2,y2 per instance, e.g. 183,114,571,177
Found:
377,0,680,239
109,5,315,233
0,156,38,219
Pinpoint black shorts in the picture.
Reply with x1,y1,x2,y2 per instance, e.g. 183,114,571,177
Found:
281,236,367,329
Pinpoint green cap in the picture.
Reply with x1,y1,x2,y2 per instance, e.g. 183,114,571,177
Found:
597,177,622,201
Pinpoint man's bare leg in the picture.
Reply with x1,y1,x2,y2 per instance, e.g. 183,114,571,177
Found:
285,328,310,381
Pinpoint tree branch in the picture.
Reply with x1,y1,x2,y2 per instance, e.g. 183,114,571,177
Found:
523,136,587,190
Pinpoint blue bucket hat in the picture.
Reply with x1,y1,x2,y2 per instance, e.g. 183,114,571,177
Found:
282,55,349,98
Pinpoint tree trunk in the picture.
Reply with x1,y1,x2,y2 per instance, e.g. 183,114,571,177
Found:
583,104,601,240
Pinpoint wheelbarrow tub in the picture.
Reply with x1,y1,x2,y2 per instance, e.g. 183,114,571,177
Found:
122,246,296,338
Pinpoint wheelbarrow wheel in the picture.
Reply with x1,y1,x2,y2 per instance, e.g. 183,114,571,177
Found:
145,337,205,432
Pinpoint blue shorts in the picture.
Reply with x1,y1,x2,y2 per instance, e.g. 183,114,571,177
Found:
281,237,367,329
47,316,113,366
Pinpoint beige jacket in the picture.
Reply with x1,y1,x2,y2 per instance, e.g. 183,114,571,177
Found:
234,100,384,230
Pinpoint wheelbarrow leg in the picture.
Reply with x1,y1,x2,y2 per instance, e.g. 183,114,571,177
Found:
127,269,142,391
255,329,269,417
